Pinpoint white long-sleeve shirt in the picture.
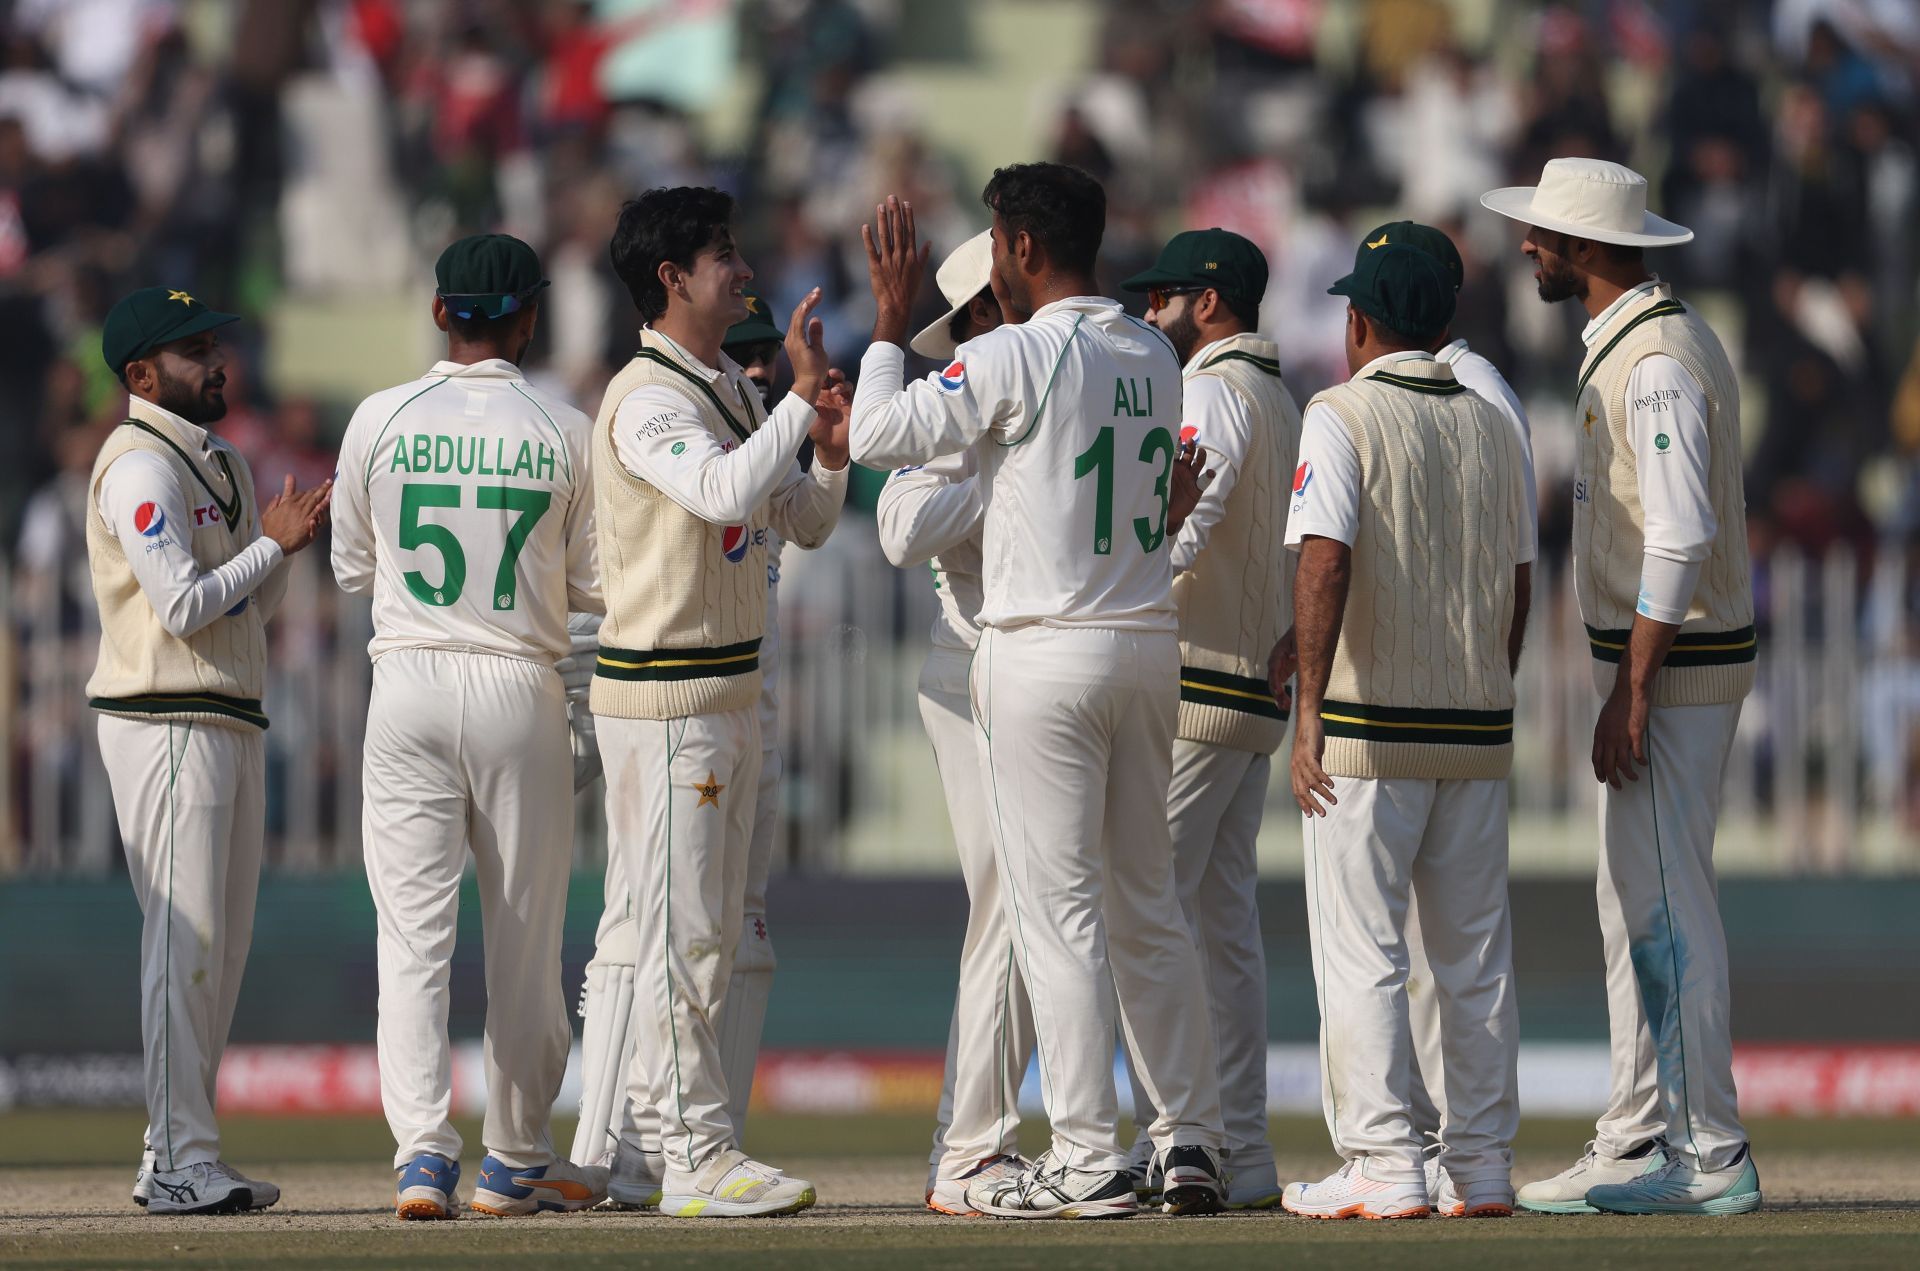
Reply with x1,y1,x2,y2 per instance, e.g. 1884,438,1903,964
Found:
332,358,599,663
95,396,288,639
875,448,985,652
1580,281,1717,623
1436,337,1539,544
609,329,846,547
851,296,1184,632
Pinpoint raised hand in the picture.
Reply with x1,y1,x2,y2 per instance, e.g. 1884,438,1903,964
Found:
862,194,931,347
784,286,828,404
262,473,333,555
809,368,852,470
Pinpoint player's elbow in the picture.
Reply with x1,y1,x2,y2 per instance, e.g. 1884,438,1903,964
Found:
153,596,207,639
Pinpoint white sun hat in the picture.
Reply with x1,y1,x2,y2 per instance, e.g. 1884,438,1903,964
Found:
911,230,995,359
1480,157,1694,247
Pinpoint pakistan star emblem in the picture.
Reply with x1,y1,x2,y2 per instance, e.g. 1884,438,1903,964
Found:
1583,406,1596,435
1366,233,1389,250
693,771,726,809
167,289,196,306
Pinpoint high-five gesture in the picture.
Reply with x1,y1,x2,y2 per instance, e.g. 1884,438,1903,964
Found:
863,194,931,347
262,473,333,554
809,368,853,470
784,285,829,405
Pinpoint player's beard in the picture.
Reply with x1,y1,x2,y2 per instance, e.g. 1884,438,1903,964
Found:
1158,304,1202,365
154,364,228,425
1536,256,1585,304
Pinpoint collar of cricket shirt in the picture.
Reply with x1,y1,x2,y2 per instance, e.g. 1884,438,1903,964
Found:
127,393,211,455
1352,348,1444,380
1580,277,1669,348
1434,337,1471,365
1029,295,1124,323
428,358,523,379
643,325,725,382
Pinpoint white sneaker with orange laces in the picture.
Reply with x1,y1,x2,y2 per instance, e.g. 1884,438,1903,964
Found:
1282,1158,1429,1220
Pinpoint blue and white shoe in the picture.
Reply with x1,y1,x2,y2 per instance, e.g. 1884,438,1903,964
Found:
469,1155,608,1216
395,1153,460,1220
1586,1145,1762,1216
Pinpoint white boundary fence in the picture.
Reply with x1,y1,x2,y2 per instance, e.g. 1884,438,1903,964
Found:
5,525,1919,876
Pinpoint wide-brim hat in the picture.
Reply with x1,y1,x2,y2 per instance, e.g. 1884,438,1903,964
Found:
911,230,994,360
1481,157,1693,247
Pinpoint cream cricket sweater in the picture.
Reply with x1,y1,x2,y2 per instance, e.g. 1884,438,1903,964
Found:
1312,356,1526,780
1175,334,1300,753
590,330,769,720
1574,284,1755,705
84,416,269,730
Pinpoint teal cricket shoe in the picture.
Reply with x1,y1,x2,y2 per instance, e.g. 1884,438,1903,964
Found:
1585,1145,1762,1216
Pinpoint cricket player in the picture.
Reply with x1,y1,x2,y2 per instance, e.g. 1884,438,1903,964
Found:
1358,220,1539,1217
1485,158,1762,1216
87,286,330,1214
571,284,844,1206
1282,243,1530,1221
587,186,847,1218
873,230,1040,1216
852,167,1228,1219
1115,228,1301,1210
331,235,605,1219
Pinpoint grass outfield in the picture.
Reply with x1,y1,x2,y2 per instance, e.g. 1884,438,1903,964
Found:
2,1112,1917,1269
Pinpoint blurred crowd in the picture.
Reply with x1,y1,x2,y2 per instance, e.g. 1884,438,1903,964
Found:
6,0,1920,863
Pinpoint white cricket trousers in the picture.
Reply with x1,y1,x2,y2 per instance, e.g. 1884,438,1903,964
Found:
920,645,1035,1186
362,648,573,1170
1593,698,1747,1172
99,714,264,1171
972,624,1223,1173
1129,740,1274,1171
599,706,761,1179
1302,775,1518,1186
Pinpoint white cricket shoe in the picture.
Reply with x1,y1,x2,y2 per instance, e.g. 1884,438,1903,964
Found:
659,1149,816,1218
1517,1140,1666,1215
146,1161,280,1215
1158,1144,1227,1215
926,1153,1030,1216
132,1147,156,1207
965,1150,1138,1219
1282,1158,1429,1220
1585,1146,1762,1216
1124,1135,1159,1204
1423,1153,1460,1214
469,1155,608,1216
1225,1157,1285,1210
604,1139,665,1209
1423,1154,1515,1217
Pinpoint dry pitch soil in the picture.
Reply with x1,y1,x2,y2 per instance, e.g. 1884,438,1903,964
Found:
2,1112,1917,1269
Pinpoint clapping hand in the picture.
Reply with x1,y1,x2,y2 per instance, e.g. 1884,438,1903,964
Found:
862,195,931,347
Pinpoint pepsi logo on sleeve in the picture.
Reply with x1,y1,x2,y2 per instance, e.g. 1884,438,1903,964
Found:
1291,460,1313,512
133,502,167,536
937,361,967,393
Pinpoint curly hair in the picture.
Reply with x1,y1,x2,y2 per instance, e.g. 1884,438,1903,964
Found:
609,186,736,323
981,162,1105,277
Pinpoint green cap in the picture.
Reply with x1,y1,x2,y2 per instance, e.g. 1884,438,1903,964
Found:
1355,220,1463,291
1327,243,1455,343
101,287,240,378
1121,228,1269,307
723,286,783,350
435,233,549,320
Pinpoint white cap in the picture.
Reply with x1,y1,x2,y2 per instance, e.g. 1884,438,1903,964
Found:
910,230,995,359
1481,157,1693,247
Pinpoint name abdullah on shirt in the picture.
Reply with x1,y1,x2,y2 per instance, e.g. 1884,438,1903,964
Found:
385,433,560,481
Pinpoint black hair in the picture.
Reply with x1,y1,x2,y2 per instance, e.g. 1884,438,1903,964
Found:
981,162,1105,277
610,186,736,323
1221,292,1259,331
946,284,996,346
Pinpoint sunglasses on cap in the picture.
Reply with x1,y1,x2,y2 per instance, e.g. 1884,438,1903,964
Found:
438,290,536,321
1147,284,1209,312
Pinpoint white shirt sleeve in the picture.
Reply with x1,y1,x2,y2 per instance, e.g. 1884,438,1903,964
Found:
1169,375,1253,574
613,382,816,524
1627,354,1714,622
563,428,602,613
765,457,848,549
1284,401,1362,549
97,449,285,637
874,450,984,568
849,341,1016,469
330,401,377,596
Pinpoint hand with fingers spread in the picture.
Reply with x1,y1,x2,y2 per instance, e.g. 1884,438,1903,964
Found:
1290,711,1336,817
809,368,853,470
862,194,932,347
262,473,333,554
1167,439,1212,537
783,286,829,405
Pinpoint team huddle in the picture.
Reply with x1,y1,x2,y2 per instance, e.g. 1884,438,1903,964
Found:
83,155,1761,1222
